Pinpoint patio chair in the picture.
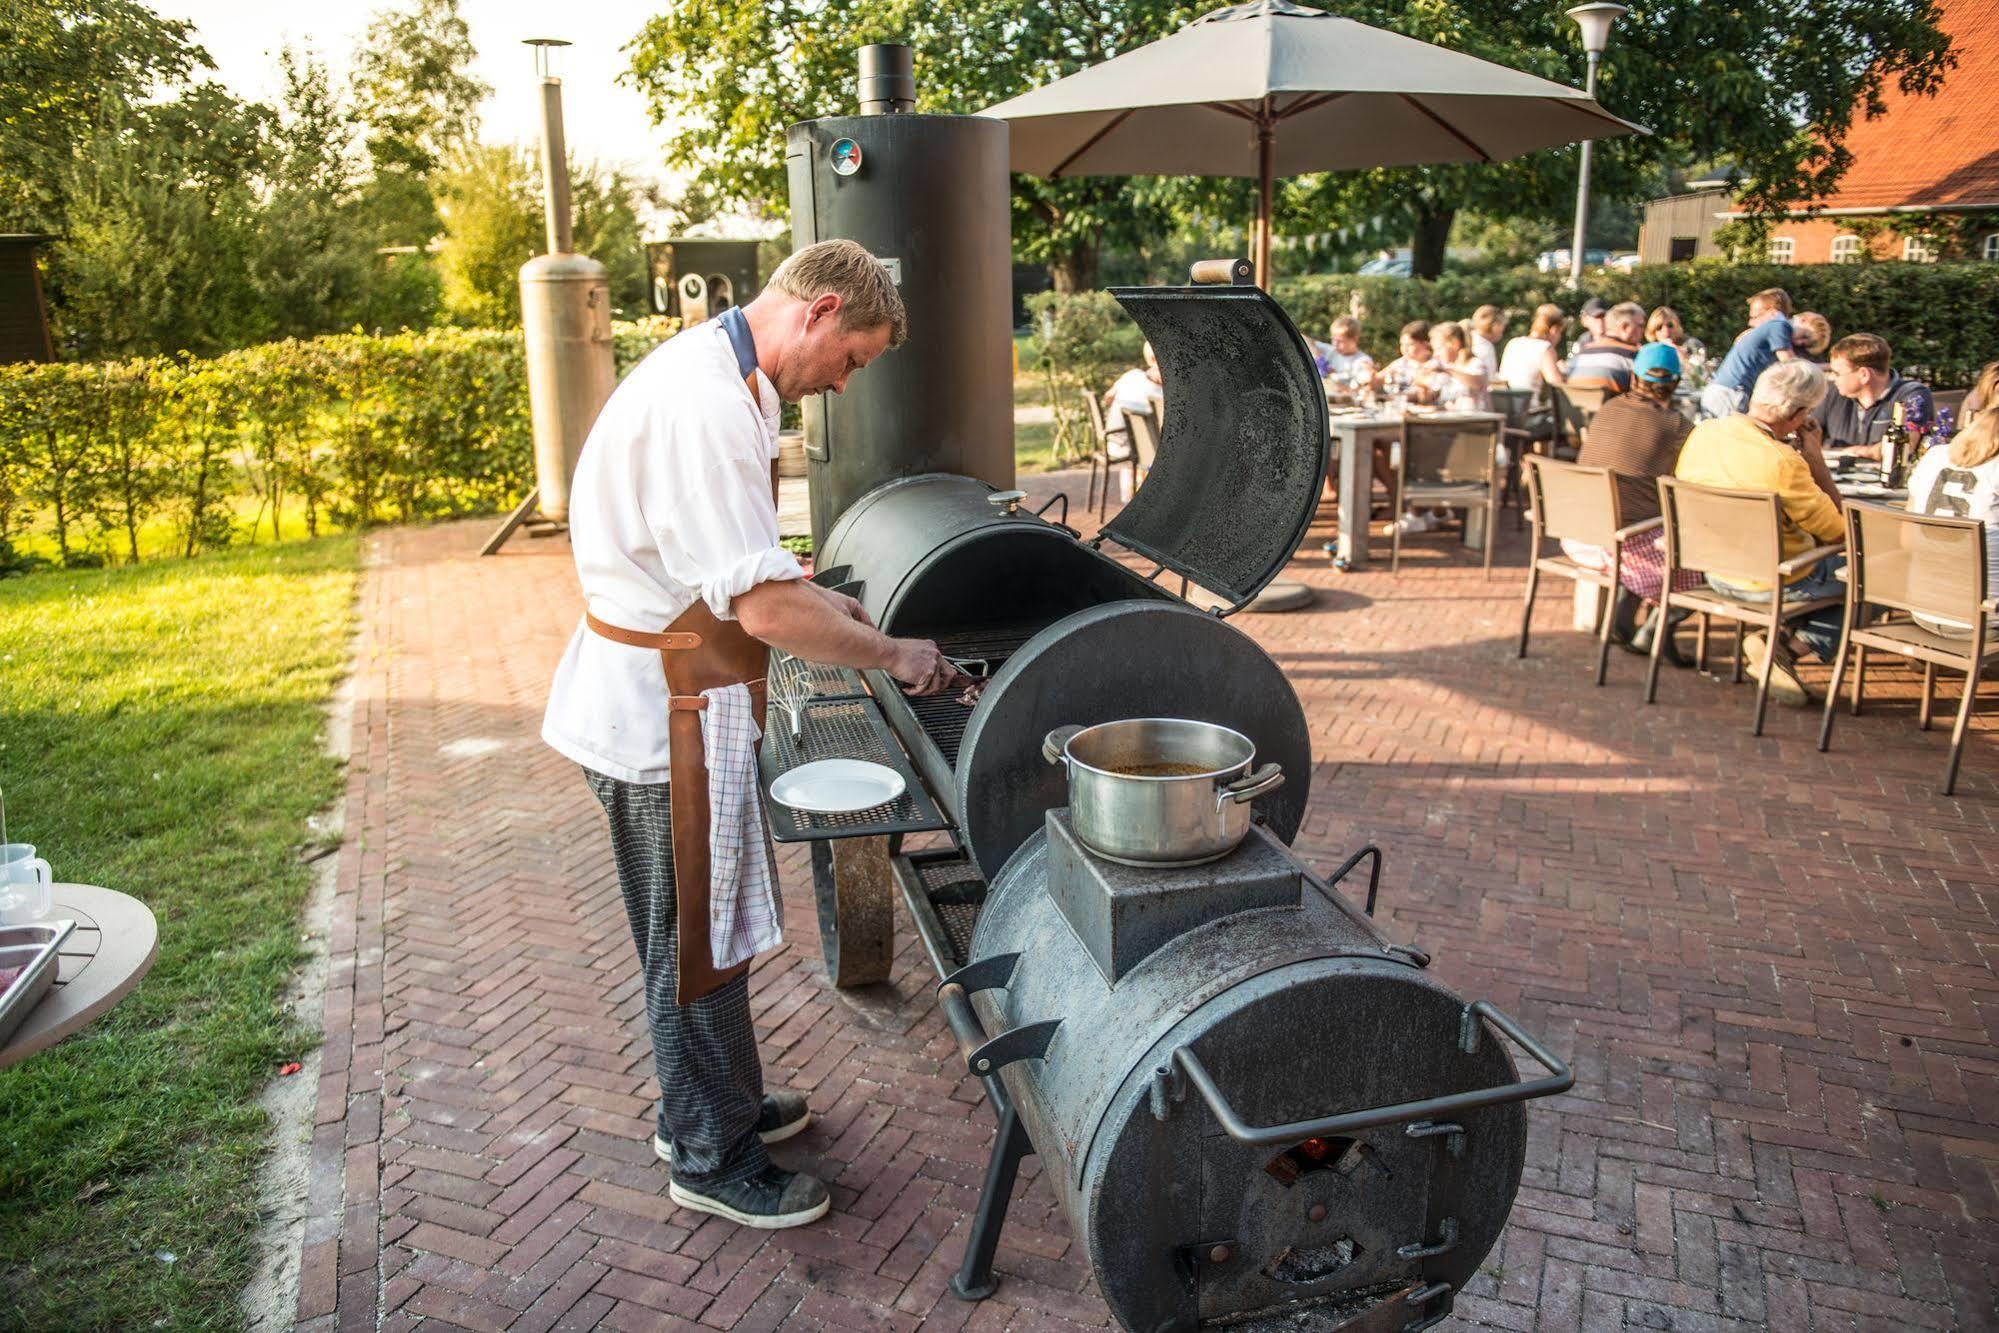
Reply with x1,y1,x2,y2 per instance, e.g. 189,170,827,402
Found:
1082,392,1135,517
1645,477,1844,736
1547,383,1607,457
1518,457,1659,685
1391,417,1501,577
1490,386,1537,526
1125,408,1162,477
1817,503,1997,795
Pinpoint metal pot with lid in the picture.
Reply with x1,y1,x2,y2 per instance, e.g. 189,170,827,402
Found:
1041,718,1284,867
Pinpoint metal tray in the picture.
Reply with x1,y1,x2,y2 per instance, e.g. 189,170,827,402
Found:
760,655,949,843
0,919,77,1049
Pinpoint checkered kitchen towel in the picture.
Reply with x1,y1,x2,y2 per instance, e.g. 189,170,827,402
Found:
699,683,783,969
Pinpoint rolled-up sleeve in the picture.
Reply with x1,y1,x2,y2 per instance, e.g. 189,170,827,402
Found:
641,402,804,620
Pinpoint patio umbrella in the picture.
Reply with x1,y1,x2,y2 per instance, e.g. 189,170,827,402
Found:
984,0,1647,286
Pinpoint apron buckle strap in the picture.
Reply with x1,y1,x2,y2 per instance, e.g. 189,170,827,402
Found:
586,612,703,651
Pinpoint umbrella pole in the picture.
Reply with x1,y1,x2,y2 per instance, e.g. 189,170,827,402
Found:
1254,109,1275,288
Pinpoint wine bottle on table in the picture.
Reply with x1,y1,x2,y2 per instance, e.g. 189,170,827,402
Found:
1880,401,1905,487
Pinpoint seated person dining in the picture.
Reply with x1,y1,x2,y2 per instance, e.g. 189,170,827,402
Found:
1816,332,1934,457
1377,320,1454,403
1314,315,1376,388
1429,320,1492,411
1563,301,1645,393
1674,360,1845,704
1469,305,1508,378
1105,340,1164,432
1558,343,1698,659
1700,287,1795,420
1569,296,1608,360
1500,304,1568,395
1644,305,1706,383
1904,398,1999,637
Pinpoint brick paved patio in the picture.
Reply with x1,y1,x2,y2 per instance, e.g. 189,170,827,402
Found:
298,473,1998,1333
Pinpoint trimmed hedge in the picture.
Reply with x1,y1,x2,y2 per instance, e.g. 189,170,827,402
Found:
0,317,675,572
1273,261,1999,389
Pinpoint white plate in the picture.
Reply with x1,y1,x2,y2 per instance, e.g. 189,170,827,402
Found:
769,760,906,814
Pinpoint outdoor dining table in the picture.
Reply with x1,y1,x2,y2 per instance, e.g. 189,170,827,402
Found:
1326,407,1506,569
0,884,158,1072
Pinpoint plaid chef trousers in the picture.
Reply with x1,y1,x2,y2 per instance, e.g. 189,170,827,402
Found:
583,768,771,1186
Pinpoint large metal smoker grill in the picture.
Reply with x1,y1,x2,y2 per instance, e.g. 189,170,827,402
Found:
763,48,1572,1333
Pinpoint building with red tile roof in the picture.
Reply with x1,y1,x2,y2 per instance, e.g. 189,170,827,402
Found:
1640,0,1999,265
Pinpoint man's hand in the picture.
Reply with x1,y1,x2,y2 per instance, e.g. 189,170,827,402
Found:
884,638,955,696
1793,416,1826,455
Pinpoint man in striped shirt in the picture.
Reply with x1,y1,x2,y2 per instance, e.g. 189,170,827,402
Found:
1564,301,1645,393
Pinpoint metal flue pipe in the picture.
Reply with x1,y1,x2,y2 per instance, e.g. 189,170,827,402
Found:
539,79,574,254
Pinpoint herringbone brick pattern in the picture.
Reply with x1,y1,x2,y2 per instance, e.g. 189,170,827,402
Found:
300,473,1998,1333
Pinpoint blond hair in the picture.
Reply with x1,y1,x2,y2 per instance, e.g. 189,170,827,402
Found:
1950,401,1999,468
1966,360,1999,429
768,239,908,347
1793,312,1831,357
1646,306,1683,341
1528,303,1565,340
1471,304,1506,337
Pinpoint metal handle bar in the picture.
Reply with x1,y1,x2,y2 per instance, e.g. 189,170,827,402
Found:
937,982,989,1066
1169,1001,1573,1148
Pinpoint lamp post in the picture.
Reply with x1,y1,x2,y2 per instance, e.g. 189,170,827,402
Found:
1565,2,1626,290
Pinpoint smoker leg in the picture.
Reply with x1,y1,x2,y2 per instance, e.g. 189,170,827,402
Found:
951,1107,1033,1301
479,487,541,555
811,838,894,988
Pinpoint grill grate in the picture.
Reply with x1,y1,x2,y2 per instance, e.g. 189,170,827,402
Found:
903,624,1042,767
759,658,949,843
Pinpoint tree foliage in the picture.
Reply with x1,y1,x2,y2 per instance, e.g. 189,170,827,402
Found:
435,146,652,326
0,0,209,233
624,0,1953,286
622,0,1201,288
1284,0,1954,276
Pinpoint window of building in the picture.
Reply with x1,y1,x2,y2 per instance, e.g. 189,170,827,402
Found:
1830,234,1862,263
1984,233,1999,262
1668,236,1697,262
1767,236,1795,264
1903,235,1938,263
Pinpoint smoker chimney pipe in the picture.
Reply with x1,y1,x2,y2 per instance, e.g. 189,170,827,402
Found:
538,77,573,253
858,44,915,114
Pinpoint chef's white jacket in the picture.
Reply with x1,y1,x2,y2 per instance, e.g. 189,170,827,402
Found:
541,319,803,783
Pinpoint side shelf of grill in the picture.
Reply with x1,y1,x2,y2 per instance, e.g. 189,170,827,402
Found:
760,653,950,842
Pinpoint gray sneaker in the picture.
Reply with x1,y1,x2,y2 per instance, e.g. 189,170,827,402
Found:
1743,633,1810,706
670,1165,830,1229
654,1091,811,1165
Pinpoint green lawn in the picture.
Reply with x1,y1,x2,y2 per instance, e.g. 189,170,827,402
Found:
0,535,359,1330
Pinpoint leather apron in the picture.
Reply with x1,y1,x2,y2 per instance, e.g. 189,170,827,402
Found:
587,604,768,1004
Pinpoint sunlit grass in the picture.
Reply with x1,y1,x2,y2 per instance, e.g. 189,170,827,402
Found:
0,536,359,1329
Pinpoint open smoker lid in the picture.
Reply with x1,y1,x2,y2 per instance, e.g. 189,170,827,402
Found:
1099,279,1330,612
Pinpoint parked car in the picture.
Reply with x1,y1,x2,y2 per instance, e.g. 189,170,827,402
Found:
1356,251,1412,277
1534,247,1613,272
1607,252,1641,272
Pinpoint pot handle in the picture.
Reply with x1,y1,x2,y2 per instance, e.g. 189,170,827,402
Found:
1041,725,1084,766
1219,762,1284,805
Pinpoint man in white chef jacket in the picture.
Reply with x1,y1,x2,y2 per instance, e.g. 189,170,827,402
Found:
543,240,953,1229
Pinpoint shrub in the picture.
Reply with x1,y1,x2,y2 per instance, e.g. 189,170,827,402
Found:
0,319,676,570
1020,262,1998,392
1025,290,1145,464
1278,262,1998,387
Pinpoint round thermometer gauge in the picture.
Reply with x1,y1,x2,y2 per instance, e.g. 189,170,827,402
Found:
830,137,864,176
